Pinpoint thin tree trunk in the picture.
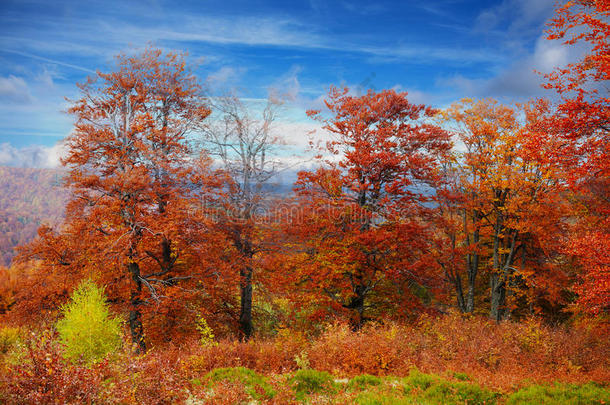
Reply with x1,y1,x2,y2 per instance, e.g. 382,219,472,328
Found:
490,209,504,321
455,273,467,312
128,261,146,353
346,283,366,330
464,210,480,313
490,275,505,321
239,264,254,340
490,230,518,321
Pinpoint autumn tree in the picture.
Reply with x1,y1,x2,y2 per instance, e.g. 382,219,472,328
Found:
288,87,451,328
198,94,284,339
540,0,609,314
544,0,609,181
437,99,569,320
17,48,213,351
0,264,16,316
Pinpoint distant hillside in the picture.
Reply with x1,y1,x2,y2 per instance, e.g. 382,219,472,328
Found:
0,166,67,266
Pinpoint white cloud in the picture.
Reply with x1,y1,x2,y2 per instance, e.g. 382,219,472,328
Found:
474,0,556,34
270,65,303,102
0,75,33,103
389,84,435,105
0,142,65,168
206,66,248,88
35,66,59,89
273,120,327,150
437,33,584,101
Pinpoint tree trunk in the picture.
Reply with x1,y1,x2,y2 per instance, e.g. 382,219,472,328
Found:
235,231,255,341
490,208,505,321
467,212,480,313
490,229,518,321
128,261,146,353
239,264,254,340
490,274,505,321
455,274,467,312
129,303,145,353
343,281,367,330
466,262,477,313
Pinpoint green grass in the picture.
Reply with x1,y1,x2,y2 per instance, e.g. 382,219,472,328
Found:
290,369,338,400
194,366,608,404
506,382,610,405
203,366,276,400
401,370,499,405
348,374,384,391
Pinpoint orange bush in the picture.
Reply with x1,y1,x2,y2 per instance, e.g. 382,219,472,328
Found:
0,332,104,404
187,335,305,375
303,313,610,390
1,313,608,402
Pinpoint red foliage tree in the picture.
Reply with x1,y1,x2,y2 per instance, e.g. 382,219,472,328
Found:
542,1,609,314
544,0,609,180
436,99,571,320
15,48,221,350
286,87,451,328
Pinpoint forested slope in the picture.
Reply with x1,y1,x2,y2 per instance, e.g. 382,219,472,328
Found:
0,166,66,265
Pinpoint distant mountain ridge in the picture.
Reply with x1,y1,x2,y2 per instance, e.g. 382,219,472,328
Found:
0,165,295,267
0,166,67,266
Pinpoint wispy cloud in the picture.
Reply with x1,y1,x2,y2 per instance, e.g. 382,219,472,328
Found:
437,32,583,101
0,142,65,168
474,0,556,37
0,48,96,73
1,5,504,69
206,66,248,89
0,75,33,103
358,44,500,65
0,0,571,169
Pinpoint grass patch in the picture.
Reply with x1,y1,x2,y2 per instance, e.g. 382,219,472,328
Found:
203,366,275,400
348,374,384,391
290,369,338,400
507,382,610,405
403,370,499,405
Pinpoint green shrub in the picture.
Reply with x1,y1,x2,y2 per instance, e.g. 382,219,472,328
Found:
451,371,471,381
56,280,122,364
421,380,499,405
403,369,441,391
0,326,20,354
291,369,337,399
204,367,275,400
348,374,384,391
403,370,499,405
507,383,610,405
294,350,310,370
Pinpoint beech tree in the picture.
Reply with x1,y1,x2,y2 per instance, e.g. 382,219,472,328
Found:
437,99,569,320
544,0,609,181
198,94,283,339
541,0,609,314
18,48,213,351
289,87,451,328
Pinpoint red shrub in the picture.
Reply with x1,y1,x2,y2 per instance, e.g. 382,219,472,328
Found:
0,332,104,404
187,335,305,376
303,313,610,390
99,344,193,404
1,313,608,402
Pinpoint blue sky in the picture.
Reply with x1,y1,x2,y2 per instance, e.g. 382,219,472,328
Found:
0,0,572,167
